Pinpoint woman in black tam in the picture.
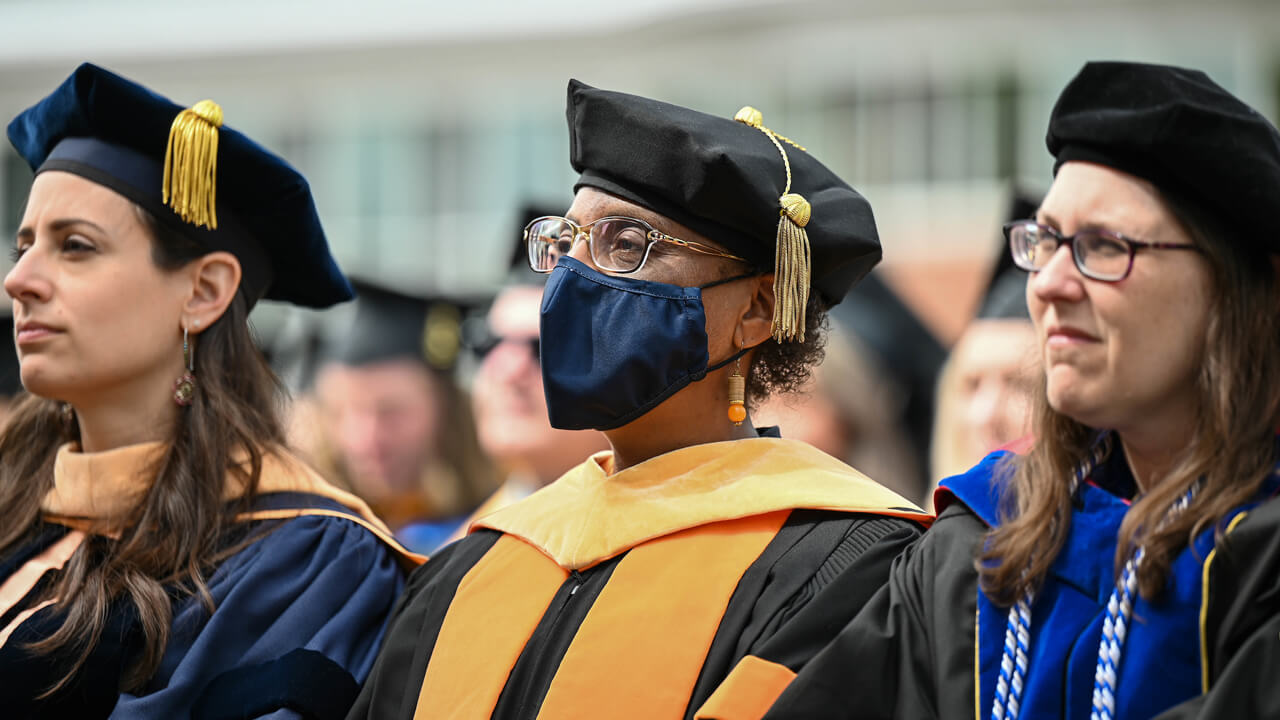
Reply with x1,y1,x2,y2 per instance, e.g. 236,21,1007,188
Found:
349,82,931,719
747,62,1280,720
0,63,420,717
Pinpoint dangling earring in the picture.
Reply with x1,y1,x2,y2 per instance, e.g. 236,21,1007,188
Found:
727,357,746,426
173,324,197,407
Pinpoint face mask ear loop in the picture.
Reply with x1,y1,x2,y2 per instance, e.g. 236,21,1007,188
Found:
698,270,763,291
706,345,751,374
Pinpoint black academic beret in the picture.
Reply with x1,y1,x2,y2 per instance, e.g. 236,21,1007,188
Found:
565,79,881,309
6,62,352,308
1047,61,1280,253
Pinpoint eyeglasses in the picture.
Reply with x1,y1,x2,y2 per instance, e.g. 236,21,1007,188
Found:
473,334,539,362
1003,220,1202,282
524,215,747,274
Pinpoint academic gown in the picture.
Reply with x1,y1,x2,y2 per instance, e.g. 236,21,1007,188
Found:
346,436,931,720
756,441,1280,720
0,441,424,720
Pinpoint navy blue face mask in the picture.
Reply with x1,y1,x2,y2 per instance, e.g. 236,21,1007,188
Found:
539,256,753,431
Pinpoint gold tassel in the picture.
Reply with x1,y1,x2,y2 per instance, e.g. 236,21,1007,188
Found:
163,99,223,230
774,194,811,342
734,107,812,342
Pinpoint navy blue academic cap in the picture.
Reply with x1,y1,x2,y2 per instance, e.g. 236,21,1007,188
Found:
6,62,352,308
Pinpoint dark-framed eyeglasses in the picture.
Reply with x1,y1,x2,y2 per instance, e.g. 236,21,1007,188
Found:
524,215,747,274
472,334,540,363
1003,220,1202,283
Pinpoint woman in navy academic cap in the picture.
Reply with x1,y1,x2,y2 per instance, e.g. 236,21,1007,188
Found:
349,82,932,719
739,61,1280,720
0,63,421,718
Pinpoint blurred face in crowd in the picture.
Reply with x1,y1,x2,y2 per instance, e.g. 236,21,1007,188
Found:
1027,161,1211,433
950,318,1036,458
7,172,190,408
471,285,606,484
315,357,442,501
754,373,847,458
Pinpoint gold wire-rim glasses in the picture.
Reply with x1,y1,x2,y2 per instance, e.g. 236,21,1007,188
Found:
524,215,748,274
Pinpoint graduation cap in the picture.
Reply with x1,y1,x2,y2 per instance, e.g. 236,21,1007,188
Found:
977,189,1041,322
6,62,351,308
507,203,570,284
832,271,946,480
326,279,473,372
0,315,21,397
566,80,881,342
1048,61,1280,253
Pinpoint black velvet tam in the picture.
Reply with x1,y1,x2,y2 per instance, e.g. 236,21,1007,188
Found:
6,62,352,308
1048,61,1280,253
565,79,881,308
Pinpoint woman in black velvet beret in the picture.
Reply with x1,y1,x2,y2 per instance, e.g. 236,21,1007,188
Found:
0,63,420,718
746,61,1280,720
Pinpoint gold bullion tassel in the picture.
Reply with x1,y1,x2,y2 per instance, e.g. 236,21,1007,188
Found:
163,99,223,229
774,193,811,342
734,106,811,342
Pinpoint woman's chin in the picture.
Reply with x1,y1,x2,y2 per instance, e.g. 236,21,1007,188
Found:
18,370,71,404
1046,385,1105,428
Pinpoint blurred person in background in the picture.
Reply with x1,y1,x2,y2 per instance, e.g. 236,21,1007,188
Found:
349,81,930,720
755,271,944,505
929,192,1041,492
312,280,498,553
464,209,609,523
0,63,417,717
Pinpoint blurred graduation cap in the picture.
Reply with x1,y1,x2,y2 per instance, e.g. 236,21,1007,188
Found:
831,271,946,487
325,279,479,373
506,203,570,284
976,189,1041,321
0,315,22,397
6,62,351,309
454,203,568,363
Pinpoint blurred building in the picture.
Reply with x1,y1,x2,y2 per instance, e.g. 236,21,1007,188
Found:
1,0,1277,339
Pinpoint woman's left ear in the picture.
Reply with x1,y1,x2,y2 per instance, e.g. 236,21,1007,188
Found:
734,273,776,349
181,251,241,331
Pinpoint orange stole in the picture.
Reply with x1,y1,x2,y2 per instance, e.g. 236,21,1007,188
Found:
412,511,790,719
536,510,790,719
414,535,569,719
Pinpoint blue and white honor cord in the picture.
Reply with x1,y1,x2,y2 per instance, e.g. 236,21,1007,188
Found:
1089,489,1194,720
990,434,1194,720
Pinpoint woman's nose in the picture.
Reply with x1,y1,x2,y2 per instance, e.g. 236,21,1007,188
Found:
1029,243,1086,304
4,246,52,305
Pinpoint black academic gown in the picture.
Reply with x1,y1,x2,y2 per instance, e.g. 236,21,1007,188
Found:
759,445,1280,720
347,436,930,720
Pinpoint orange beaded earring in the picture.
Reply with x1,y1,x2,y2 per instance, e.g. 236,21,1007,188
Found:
727,358,746,426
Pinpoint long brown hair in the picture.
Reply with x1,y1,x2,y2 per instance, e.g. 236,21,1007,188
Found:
0,205,288,693
980,194,1280,606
